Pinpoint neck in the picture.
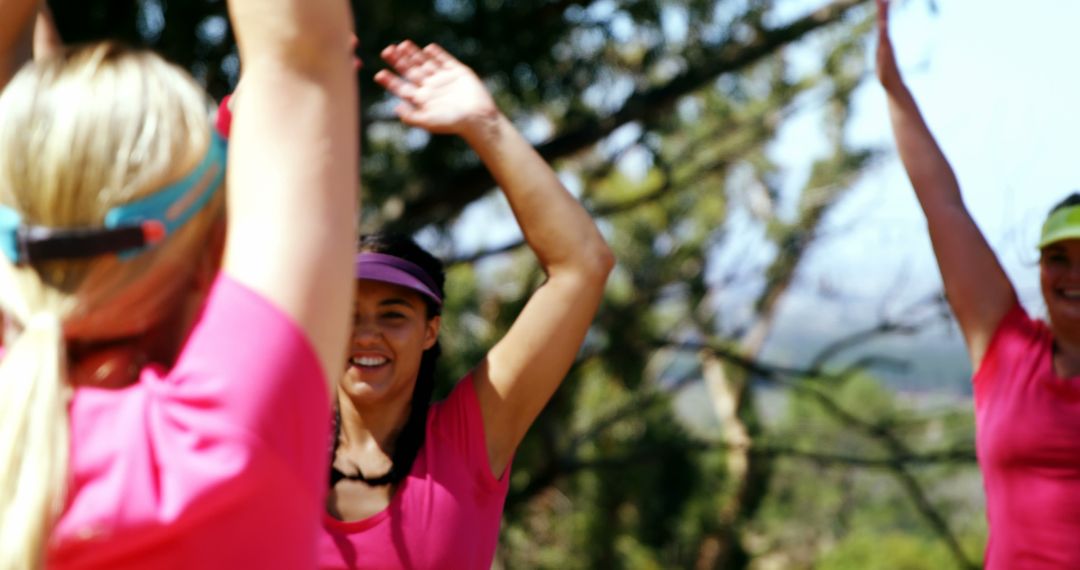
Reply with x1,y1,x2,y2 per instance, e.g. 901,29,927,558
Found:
1054,327,1080,377
67,296,197,389
336,385,413,454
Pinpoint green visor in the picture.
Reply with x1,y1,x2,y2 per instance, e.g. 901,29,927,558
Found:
1039,204,1080,249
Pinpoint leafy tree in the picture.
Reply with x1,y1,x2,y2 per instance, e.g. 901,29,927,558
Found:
45,1,988,568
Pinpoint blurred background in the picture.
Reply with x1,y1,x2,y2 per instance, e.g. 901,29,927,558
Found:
43,0,1080,567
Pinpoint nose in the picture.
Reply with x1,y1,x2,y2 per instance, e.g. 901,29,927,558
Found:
351,315,381,344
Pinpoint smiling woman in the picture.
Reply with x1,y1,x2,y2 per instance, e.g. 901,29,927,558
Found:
318,40,613,570
877,0,1080,566
331,234,444,490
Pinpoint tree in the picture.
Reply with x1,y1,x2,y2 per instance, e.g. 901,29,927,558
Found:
45,0,986,567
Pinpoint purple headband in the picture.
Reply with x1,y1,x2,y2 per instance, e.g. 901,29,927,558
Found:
355,252,443,307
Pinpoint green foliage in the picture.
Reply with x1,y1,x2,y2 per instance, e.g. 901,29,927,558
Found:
749,375,984,568
818,531,956,570
50,1,988,568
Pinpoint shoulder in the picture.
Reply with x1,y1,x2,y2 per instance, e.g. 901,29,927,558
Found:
426,373,510,489
427,373,480,441
979,302,1047,363
973,301,1049,400
160,274,330,475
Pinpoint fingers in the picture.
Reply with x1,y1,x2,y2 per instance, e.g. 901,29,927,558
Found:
373,69,418,103
381,40,457,83
421,43,455,66
350,34,362,71
381,40,423,78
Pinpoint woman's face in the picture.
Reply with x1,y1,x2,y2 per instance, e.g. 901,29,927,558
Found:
1040,239,1080,331
339,279,440,406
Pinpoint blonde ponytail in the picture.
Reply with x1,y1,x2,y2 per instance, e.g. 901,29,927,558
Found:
0,310,68,570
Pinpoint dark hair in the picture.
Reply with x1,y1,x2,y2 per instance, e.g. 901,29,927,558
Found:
330,233,445,487
1049,192,1080,217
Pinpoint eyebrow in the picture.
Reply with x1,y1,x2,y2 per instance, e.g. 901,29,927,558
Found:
377,298,416,308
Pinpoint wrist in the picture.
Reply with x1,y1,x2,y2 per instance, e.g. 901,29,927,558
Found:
459,107,508,147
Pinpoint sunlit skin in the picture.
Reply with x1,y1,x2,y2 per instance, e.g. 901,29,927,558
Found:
339,279,440,408
329,279,440,520
1039,239,1080,377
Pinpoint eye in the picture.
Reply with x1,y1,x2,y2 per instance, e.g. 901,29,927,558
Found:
381,311,407,320
1044,253,1069,265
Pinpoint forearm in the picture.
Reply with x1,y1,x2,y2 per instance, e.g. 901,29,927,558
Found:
886,85,965,215
463,114,613,279
225,0,356,251
222,0,358,383
886,85,1014,364
0,0,38,90
228,0,352,74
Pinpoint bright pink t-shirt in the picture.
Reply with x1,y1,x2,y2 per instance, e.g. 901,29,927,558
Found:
48,276,330,569
974,303,1080,569
318,376,511,570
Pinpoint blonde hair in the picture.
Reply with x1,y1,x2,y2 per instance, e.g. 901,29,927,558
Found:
0,43,223,569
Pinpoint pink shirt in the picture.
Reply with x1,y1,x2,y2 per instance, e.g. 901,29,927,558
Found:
48,276,330,569
319,377,511,570
975,303,1080,569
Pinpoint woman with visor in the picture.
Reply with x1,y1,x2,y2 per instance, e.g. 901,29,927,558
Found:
317,41,614,569
0,0,357,568
877,0,1080,566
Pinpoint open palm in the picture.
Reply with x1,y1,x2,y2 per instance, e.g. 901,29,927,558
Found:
374,41,498,136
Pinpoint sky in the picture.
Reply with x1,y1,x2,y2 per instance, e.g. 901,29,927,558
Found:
807,0,1080,312
757,0,1080,377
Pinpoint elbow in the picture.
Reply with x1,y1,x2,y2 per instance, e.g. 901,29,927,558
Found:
579,238,615,284
596,241,616,277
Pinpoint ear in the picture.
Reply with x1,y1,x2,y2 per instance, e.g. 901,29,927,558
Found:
422,315,441,350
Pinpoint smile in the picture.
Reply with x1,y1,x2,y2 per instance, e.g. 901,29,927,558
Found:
350,356,389,367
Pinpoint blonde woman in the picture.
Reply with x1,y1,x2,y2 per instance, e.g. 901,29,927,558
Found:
0,0,357,568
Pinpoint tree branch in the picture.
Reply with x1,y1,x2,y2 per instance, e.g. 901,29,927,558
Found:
388,0,872,231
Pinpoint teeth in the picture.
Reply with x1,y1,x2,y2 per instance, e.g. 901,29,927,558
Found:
1063,290,1080,299
351,356,388,367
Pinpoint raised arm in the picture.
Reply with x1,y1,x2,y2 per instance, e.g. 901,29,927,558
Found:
224,0,358,384
0,0,38,90
375,42,614,476
877,0,1014,367
32,3,62,60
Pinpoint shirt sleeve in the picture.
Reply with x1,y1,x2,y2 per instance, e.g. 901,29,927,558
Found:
428,375,511,491
972,301,1043,404
149,275,330,488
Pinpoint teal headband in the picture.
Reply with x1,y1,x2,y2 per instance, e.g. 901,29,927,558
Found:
1039,203,1080,250
0,132,227,264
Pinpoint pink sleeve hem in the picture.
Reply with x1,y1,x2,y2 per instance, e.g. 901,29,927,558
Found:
972,301,1029,400
447,375,512,491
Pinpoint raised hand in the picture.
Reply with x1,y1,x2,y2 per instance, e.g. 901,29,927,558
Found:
875,0,905,95
374,40,499,137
